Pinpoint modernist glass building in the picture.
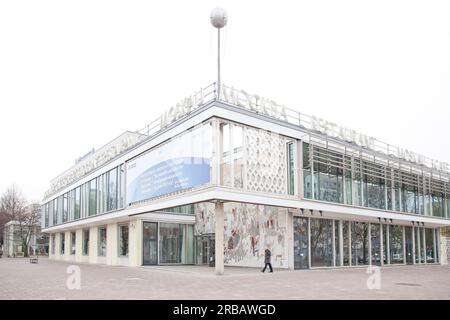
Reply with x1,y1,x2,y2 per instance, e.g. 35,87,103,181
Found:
41,83,450,273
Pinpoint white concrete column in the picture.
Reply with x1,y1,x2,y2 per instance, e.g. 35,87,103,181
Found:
438,228,447,265
107,223,118,265
287,211,294,270
128,219,142,267
215,201,225,275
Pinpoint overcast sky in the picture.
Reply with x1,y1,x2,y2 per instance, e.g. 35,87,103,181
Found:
1,0,449,202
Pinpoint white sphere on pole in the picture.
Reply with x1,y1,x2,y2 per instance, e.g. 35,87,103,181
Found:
210,7,228,28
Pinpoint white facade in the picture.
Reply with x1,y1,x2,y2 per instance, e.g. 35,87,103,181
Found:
42,83,450,273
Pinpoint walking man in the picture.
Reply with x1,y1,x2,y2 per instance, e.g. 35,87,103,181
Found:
261,248,273,273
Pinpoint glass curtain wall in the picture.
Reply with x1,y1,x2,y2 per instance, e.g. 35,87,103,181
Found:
158,223,194,264
310,218,333,267
293,217,309,269
389,225,404,264
301,142,449,219
351,222,369,266
371,224,381,265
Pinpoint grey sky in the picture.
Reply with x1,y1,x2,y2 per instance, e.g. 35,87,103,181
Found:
1,0,449,202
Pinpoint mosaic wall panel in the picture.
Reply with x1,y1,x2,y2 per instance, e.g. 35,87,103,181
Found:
223,203,288,268
245,127,287,194
194,202,215,236
194,202,289,268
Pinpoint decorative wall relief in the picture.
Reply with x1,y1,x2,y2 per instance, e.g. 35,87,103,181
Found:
223,203,288,268
245,127,287,194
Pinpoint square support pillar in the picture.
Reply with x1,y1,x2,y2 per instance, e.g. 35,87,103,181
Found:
215,201,225,275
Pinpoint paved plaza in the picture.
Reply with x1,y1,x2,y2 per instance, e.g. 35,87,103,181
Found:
0,257,449,299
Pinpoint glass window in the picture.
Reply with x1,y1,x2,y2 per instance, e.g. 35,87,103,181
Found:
302,142,312,199
159,223,184,264
63,193,68,223
343,221,350,266
44,204,49,228
118,225,129,257
53,198,58,225
287,142,296,195
313,147,344,204
310,218,333,267
98,227,107,256
107,168,118,211
82,229,89,256
351,222,369,265
425,228,435,263
163,204,195,215
74,186,81,220
89,178,97,216
60,233,65,255
405,226,414,264
371,223,381,266
70,232,76,255
389,225,404,264
51,234,55,254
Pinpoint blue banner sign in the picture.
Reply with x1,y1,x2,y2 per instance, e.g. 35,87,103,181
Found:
126,125,211,204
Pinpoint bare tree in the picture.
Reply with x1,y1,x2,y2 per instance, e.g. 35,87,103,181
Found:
0,185,39,257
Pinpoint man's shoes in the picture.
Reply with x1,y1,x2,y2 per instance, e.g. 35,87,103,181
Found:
261,270,264,273
269,271,273,273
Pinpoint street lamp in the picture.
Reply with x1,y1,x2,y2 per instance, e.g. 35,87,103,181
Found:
210,7,228,98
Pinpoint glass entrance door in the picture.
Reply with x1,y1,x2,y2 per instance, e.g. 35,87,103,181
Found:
294,217,309,269
195,234,215,266
143,222,158,265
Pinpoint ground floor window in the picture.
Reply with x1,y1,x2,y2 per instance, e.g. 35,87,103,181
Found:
142,222,194,265
310,218,333,267
118,224,129,257
98,227,107,256
82,229,89,255
51,234,55,255
60,233,65,255
70,232,76,255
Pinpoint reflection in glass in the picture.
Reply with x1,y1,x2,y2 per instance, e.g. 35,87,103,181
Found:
159,223,184,264
118,225,129,257
98,227,107,256
425,228,435,263
351,222,369,265
371,224,381,266
294,217,309,269
389,225,404,264
404,226,413,264
310,218,333,267
143,222,158,265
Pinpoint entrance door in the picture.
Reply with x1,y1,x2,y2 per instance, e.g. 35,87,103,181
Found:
195,235,215,266
294,217,309,269
143,222,158,265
